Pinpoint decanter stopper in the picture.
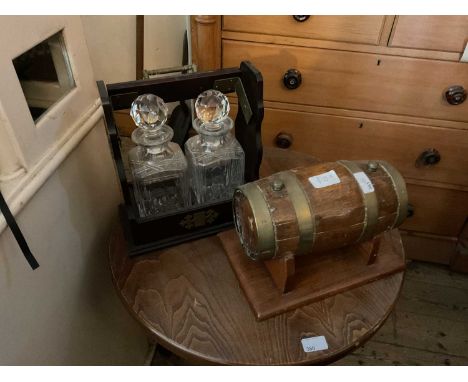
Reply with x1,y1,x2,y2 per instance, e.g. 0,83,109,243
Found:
195,90,230,126
130,94,173,148
130,94,168,131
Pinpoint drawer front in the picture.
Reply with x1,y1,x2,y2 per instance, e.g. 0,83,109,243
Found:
223,40,468,122
254,107,468,187
400,184,468,237
253,107,468,236
390,16,468,53
401,233,457,265
223,16,387,45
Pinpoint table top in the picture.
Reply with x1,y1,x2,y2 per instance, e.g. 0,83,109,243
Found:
108,148,405,365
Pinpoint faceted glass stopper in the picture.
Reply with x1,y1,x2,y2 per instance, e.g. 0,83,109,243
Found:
195,90,230,124
130,94,168,130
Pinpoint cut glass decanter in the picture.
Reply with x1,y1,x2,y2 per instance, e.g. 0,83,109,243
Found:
185,89,245,205
128,94,189,218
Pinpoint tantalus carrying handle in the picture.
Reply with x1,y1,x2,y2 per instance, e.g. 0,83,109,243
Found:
0,190,39,270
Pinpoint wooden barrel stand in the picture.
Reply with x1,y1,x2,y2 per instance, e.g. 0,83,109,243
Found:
220,227,404,321
263,234,383,294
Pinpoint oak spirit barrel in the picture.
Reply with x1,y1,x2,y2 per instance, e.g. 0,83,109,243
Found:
233,160,408,261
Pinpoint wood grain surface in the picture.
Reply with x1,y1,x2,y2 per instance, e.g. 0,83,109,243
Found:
234,161,403,259
190,16,221,71
108,148,405,365
223,40,468,122
220,228,405,321
257,107,468,188
223,16,388,45
389,16,468,53
149,261,468,366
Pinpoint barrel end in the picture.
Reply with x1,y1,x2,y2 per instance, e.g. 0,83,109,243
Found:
232,185,275,261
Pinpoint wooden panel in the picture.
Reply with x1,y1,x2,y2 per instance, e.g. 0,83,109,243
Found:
241,106,468,188
259,99,468,132
190,15,221,70
390,16,468,53
222,30,462,63
400,232,457,265
223,40,468,122
401,185,468,237
223,16,388,45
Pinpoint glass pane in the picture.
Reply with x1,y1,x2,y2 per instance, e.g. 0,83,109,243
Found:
13,30,75,122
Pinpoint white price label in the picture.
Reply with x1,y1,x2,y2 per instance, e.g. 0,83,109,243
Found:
353,171,374,194
301,336,328,353
309,170,340,188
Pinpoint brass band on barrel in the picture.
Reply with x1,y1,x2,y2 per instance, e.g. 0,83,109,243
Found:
279,171,315,256
337,160,379,242
236,182,276,261
378,161,408,228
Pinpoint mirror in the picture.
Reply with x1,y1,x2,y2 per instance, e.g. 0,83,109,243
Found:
13,30,75,122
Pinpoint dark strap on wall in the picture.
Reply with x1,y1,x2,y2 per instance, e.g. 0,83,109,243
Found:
0,190,39,270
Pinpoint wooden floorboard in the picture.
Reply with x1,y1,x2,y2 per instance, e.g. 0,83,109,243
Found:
333,340,468,366
404,261,468,291
397,279,468,323
151,260,468,366
333,261,468,366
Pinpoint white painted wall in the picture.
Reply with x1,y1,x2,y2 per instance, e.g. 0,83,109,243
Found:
81,16,137,84
0,16,186,365
0,15,188,365
81,16,187,84
0,121,149,365
143,16,188,70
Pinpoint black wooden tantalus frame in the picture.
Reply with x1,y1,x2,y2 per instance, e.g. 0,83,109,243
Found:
97,61,264,256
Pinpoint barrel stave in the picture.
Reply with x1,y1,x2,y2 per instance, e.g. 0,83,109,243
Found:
257,177,300,258
233,160,407,261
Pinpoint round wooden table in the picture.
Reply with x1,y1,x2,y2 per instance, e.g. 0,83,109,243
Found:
109,148,405,365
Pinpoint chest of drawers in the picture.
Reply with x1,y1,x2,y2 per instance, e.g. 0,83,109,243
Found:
191,15,468,271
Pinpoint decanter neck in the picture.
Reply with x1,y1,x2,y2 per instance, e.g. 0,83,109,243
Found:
131,124,174,151
146,142,171,155
199,132,231,149
193,116,234,150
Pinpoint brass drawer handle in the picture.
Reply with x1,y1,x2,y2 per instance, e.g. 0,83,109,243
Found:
292,15,310,22
275,132,293,149
283,69,302,90
445,85,466,105
416,148,441,167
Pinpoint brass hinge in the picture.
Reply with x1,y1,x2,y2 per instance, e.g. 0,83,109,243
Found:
213,77,253,124
142,64,196,79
